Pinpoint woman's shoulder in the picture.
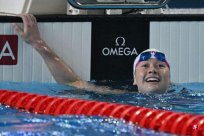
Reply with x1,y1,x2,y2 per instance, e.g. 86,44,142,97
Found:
69,80,89,89
69,80,132,94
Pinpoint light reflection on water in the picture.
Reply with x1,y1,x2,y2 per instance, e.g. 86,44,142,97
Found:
0,105,172,136
0,81,204,135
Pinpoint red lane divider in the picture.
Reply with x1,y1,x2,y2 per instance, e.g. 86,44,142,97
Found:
0,89,204,136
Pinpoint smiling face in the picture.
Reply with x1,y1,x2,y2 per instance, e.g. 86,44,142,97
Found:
133,58,170,94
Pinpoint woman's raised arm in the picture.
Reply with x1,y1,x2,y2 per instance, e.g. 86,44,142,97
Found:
12,14,81,84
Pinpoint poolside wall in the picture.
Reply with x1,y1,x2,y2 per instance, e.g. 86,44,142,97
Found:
0,15,204,83
0,22,91,83
150,21,204,83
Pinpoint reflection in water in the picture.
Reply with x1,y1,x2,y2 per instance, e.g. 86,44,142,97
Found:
0,106,172,136
0,81,204,135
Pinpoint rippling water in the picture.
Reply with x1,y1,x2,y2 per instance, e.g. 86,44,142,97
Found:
0,106,140,136
0,81,204,135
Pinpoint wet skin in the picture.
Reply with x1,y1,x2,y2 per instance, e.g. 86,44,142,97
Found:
133,59,170,94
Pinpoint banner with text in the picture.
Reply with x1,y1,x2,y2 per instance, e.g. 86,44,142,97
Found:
0,35,18,65
91,20,149,81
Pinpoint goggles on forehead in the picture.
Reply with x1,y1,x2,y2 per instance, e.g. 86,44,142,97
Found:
138,51,167,63
133,50,170,74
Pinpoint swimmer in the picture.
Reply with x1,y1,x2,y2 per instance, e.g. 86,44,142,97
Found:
12,14,171,94
133,49,170,94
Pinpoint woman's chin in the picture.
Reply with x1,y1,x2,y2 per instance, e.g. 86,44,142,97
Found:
139,86,166,94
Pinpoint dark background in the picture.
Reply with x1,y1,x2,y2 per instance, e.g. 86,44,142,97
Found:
91,19,149,81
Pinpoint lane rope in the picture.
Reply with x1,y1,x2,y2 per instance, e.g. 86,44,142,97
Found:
0,89,204,136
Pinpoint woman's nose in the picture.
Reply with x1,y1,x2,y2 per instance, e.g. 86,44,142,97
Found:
148,65,157,74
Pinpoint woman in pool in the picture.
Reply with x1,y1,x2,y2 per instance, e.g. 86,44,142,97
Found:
12,14,170,94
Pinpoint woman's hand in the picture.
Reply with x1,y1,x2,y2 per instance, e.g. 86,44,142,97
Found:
12,14,42,47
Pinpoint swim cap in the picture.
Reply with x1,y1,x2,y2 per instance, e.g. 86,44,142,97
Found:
133,49,170,74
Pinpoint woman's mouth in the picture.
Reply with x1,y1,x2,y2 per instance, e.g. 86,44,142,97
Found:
145,77,160,82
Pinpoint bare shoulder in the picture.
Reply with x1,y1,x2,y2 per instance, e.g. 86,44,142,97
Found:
69,80,128,94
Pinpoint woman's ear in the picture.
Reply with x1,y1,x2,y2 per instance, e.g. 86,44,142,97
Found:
133,74,137,85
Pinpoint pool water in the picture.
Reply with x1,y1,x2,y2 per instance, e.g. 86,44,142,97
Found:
0,107,142,136
0,81,204,136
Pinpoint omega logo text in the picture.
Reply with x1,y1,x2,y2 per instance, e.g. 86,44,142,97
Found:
102,36,138,56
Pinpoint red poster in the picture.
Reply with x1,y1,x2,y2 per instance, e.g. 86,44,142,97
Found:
0,35,18,65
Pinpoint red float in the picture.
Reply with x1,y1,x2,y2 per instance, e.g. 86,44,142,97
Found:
0,89,204,136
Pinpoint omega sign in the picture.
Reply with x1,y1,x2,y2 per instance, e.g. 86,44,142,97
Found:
102,36,138,56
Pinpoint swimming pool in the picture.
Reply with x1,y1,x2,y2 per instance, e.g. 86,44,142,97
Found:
0,81,204,135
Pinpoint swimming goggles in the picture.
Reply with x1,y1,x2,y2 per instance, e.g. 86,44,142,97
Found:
138,51,167,62
133,50,170,72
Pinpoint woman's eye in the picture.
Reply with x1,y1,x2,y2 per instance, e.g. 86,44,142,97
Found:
158,64,165,68
141,64,148,68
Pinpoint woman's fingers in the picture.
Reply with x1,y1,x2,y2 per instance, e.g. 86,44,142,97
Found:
11,23,24,37
12,14,41,44
30,14,37,23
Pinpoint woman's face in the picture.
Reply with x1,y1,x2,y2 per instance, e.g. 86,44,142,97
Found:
133,58,170,94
